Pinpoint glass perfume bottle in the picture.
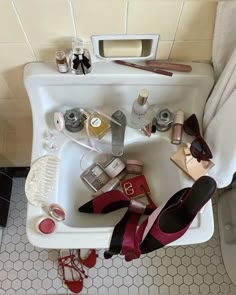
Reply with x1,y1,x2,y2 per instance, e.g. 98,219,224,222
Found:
70,37,92,75
55,50,69,73
88,112,110,139
130,89,150,129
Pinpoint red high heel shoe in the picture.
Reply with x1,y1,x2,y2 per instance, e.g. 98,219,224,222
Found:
77,249,98,268
137,176,217,254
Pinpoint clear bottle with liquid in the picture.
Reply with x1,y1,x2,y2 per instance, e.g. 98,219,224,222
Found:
130,89,150,129
70,37,92,75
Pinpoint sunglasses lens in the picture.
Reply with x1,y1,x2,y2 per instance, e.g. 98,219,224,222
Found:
191,139,213,161
183,114,200,136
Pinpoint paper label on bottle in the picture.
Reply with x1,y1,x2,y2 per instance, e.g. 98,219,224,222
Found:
91,117,101,128
58,63,68,73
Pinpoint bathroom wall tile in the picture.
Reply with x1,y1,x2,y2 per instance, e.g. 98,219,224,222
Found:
175,1,217,41
13,0,75,43
127,1,184,41
170,41,212,62
0,65,29,100
0,44,35,66
0,1,26,43
155,41,173,60
72,0,126,41
0,76,14,99
0,44,34,100
0,99,32,166
32,43,71,61
33,42,93,61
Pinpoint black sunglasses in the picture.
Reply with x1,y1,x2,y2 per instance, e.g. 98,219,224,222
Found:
183,114,213,162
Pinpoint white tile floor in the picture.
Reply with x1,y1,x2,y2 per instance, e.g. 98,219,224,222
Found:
0,178,236,294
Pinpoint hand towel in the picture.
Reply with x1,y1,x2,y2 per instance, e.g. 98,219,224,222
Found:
203,48,236,188
213,1,236,79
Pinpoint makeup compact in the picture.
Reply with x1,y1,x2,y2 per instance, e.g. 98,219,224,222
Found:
36,217,57,235
104,157,126,178
81,163,110,191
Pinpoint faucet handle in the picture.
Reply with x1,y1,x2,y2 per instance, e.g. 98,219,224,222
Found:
111,110,127,157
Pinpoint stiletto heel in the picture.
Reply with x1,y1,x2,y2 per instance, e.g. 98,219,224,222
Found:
138,176,217,254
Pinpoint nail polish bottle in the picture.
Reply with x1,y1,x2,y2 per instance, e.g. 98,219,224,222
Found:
171,110,184,144
130,89,149,129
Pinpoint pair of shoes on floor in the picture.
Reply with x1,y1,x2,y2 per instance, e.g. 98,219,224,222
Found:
58,249,97,293
79,176,217,260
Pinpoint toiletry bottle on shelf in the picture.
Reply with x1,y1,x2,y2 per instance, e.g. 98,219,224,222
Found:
70,37,92,75
55,50,69,73
130,89,150,129
171,110,184,144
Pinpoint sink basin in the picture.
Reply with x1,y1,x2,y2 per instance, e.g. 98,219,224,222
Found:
24,61,214,249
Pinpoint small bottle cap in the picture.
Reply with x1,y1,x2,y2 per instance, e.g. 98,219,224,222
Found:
48,203,66,221
174,110,184,125
138,89,149,105
55,50,66,61
37,217,56,235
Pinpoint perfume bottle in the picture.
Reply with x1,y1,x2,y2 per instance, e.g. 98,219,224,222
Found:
82,110,110,140
70,38,92,75
130,89,150,129
55,50,69,73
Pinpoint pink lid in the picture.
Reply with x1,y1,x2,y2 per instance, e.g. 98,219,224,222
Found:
126,160,144,166
38,218,56,234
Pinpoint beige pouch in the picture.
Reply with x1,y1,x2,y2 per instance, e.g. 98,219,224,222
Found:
170,143,214,181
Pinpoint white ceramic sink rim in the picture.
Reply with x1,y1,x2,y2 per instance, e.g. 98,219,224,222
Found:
24,61,214,249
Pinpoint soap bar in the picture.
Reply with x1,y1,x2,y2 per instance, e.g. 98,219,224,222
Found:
102,40,142,57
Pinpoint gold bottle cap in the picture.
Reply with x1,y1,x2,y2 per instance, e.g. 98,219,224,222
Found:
138,89,149,105
81,109,90,120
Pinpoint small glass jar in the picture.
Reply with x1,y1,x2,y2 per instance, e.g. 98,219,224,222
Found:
55,50,69,73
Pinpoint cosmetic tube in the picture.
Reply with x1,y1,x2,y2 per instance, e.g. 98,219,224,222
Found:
171,110,184,145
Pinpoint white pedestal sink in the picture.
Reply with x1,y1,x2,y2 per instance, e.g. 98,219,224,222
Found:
24,61,215,249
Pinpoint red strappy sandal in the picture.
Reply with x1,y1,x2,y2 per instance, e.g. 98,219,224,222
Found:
77,249,98,268
58,249,87,293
